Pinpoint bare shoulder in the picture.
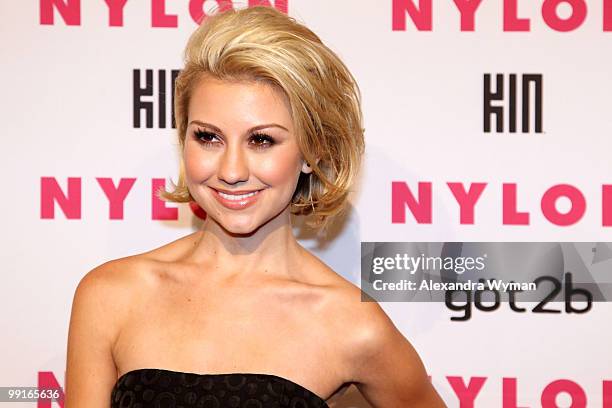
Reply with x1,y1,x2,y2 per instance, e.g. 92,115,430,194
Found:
303,254,446,407
300,253,396,356
71,255,152,345
65,251,164,406
301,250,389,332
314,264,400,360
78,231,200,294
71,232,199,345
76,255,150,301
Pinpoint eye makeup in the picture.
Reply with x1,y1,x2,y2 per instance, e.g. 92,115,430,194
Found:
193,129,276,150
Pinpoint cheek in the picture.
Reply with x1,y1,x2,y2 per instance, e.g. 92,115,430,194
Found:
183,142,215,181
255,151,302,186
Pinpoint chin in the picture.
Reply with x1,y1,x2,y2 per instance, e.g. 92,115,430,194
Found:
217,214,263,235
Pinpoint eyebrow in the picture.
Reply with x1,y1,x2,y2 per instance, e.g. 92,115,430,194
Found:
188,120,289,133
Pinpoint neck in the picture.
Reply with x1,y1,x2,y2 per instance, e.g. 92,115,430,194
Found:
185,207,304,281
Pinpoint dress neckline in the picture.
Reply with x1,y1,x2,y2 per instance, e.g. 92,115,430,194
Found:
115,367,330,404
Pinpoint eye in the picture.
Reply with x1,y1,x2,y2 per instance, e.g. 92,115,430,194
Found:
194,129,220,147
193,129,276,150
249,132,275,149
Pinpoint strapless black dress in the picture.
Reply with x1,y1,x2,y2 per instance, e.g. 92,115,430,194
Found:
111,368,330,408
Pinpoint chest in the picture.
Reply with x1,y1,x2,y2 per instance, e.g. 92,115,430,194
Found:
111,280,345,399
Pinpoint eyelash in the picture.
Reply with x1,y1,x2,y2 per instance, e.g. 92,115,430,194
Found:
193,129,276,150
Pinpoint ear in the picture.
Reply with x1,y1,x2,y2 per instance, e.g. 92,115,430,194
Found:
301,160,313,174
301,158,319,174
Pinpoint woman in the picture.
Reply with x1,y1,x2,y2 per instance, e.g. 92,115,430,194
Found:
64,6,446,408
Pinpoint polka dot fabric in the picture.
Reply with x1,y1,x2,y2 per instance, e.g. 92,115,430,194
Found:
111,368,329,408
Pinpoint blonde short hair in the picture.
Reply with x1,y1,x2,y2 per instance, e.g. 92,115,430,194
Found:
160,6,365,231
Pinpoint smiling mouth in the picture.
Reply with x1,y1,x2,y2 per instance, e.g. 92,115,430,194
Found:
209,187,264,209
216,190,261,201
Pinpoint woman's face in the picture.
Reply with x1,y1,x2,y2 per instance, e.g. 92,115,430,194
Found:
183,75,311,234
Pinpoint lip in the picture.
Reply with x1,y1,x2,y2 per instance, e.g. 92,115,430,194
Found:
213,187,263,194
210,187,263,210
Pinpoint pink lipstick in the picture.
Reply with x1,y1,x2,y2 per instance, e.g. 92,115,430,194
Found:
210,187,263,210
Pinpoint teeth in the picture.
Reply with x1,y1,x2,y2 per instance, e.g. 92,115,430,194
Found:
218,190,259,201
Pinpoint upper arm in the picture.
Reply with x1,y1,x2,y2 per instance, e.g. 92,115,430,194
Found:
348,302,447,408
64,262,128,407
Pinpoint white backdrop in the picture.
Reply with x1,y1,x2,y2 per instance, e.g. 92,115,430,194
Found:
2,1,611,407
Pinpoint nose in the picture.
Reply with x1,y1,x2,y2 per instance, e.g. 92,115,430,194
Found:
217,143,250,186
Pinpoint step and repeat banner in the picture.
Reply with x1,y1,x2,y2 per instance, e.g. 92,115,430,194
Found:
2,1,612,407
